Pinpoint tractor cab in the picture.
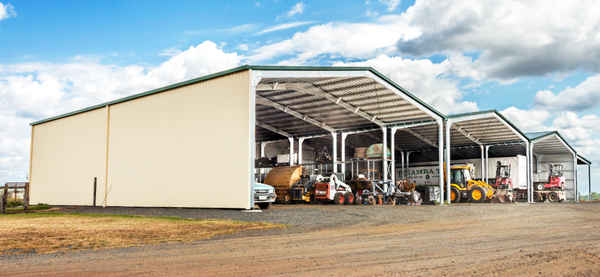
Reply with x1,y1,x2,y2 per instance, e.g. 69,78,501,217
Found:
450,166,471,189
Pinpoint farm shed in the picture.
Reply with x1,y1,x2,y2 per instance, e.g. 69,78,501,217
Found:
28,65,446,209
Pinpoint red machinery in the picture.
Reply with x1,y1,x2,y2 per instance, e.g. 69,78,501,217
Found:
313,174,354,204
494,161,513,190
535,164,565,191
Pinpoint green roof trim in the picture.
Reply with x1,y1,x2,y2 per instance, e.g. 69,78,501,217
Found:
30,64,446,126
577,154,592,165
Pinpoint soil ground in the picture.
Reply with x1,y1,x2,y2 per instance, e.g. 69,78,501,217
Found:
2,202,600,276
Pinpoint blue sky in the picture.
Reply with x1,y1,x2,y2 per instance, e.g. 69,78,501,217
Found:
0,0,599,193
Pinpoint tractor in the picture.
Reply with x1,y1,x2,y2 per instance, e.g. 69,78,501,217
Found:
447,164,508,203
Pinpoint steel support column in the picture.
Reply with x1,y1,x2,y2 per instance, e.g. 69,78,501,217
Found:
589,165,592,201
401,152,405,179
445,121,451,205
341,133,348,177
382,127,388,182
391,128,397,185
480,145,484,180
438,120,444,205
298,138,305,165
288,137,294,166
574,154,578,202
332,132,338,173
485,145,490,183
527,142,534,203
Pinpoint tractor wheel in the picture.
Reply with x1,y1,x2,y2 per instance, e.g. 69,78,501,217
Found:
536,183,544,191
258,203,270,210
344,192,355,205
469,187,486,203
334,192,345,205
283,194,292,204
548,192,559,202
450,188,461,203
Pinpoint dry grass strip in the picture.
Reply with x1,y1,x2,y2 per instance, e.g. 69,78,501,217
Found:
0,213,282,255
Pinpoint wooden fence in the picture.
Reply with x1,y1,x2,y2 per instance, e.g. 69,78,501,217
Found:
0,182,30,214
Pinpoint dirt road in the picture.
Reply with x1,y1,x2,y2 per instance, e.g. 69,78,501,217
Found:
3,203,600,276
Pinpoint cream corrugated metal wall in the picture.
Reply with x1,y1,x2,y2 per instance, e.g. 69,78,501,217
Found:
29,108,108,205
30,70,252,209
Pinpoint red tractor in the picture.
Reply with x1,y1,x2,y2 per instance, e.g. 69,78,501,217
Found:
535,164,565,191
494,161,513,190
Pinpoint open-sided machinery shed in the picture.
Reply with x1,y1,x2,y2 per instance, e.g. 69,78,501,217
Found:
445,111,530,203
526,131,582,201
29,65,446,209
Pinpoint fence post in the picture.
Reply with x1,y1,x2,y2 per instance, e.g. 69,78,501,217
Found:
24,182,30,210
93,177,97,207
1,183,7,214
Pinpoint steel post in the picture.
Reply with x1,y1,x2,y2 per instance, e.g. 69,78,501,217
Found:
589,165,592,201
332,132,337,173
401,152,405,179
298,138,305,165
574,154,578,202
485,145,490,183
438,120,444,205
391,128,397,185
288,137,294,166
445,121,452,205
341,133,348,177
480,145,485,180
382,127,388,181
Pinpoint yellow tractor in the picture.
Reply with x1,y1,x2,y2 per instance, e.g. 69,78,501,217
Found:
447,164,496,203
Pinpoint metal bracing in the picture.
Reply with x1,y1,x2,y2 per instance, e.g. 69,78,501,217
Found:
453,125,482,145
257,121,292,138
280,83,386,126
256,95,336,133
403,129,438,148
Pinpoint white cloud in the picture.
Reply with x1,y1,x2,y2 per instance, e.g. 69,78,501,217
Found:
500,107,551,132
379,0,400,11
396,0,600,80
158,47,182,57
0,41,243,185
287,2,304,17
256,21,315,35
0,2,16,21
335,55,478,114
534,74,600,111
248,18,420,63
237,44,249,51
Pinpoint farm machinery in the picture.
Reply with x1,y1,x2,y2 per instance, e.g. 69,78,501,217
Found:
532,164,566,202
447,164,512,203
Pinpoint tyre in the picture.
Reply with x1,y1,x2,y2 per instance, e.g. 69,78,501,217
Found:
469,186,486,203
334,192,345,205
354,192,361,205
283,194,292,204
548,192,559,202
344,192,355,205
535,183,544,191
258,203,270,210
450,187,461,203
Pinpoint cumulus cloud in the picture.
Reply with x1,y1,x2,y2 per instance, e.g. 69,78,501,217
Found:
335,55,478,114
0,41,242,184
534,74,600,111
287,2,304,17
0,2,16,21
500,107,551,133
247,18,419,63
396,0,600,80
